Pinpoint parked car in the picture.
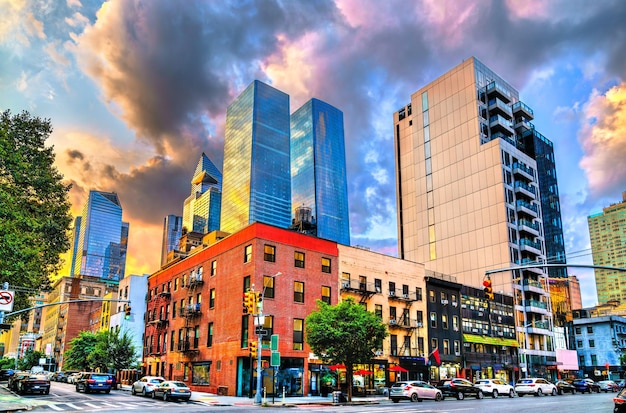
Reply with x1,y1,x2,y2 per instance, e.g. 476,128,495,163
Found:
151,380,192,402
8,372,29,392
436,378,484,400
131,376,165,396
389,380,443,403
616,379,626,389
555,380,577,394
515,378,557,396
474,378,515,398
0,369,14,381
67,372,83,384
15,374,50,395
75,372,113,394
600,380,620,393
569,378,601,393
614,387,626,413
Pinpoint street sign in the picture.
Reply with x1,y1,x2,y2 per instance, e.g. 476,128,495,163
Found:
0,290,15,312
271,351,280,367
271,334,279,351
255,327,267,336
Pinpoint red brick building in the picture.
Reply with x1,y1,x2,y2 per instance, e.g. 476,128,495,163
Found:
144,222,338,397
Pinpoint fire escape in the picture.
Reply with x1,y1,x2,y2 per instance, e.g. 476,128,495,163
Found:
177,273,203,358
146,289,171,356
388,288,420,357
340,276,377,303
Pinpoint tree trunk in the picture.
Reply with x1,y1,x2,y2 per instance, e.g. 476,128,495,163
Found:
346,365,353,402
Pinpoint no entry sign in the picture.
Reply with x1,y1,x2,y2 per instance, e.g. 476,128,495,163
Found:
0,290,15,312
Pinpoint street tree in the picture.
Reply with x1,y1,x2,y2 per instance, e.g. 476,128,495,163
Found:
63,331,99,371
88,329,140,373
305,298,388,401
17,349,45,371
0,110,73,312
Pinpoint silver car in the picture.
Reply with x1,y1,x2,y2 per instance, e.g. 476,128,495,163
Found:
389,380,443,403
131,376,165,396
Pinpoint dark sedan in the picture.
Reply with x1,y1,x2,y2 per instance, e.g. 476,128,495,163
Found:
556,380,577,394
614,388,626,413
436,378,484,400
570,378,601,393
15,374,50,395
8,372,29,392
0,369,14,381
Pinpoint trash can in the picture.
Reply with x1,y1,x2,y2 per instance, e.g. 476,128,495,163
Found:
332,391,342,405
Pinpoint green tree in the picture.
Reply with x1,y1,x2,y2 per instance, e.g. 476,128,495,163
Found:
0,357,16,369
88,329,139,373
0,110,73,312
63,331,99,371
305,298,388,401
17,349,45,371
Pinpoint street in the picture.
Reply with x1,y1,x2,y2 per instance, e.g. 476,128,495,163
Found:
6,381,619,413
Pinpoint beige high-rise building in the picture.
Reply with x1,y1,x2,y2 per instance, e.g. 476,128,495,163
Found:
588,191,626,305
394,57,556,377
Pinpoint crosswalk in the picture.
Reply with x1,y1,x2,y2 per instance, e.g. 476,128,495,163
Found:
38,400,175,411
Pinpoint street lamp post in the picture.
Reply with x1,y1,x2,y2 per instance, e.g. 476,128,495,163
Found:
254,272,281,405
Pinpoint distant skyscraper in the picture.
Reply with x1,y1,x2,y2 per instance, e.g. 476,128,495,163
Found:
220,80,292,233
291,98,350,245
394,57,559,377
588,191,626,305
71,190,128,281
161,214,183,266
69,216,82,277
182,153,222,234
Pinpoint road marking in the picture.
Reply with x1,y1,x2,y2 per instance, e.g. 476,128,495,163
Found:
47,405,65,411
64,403,84,410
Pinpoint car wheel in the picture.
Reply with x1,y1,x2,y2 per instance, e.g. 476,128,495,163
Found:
509,389,515,398
551,388,557,396
536,388,542,397
85,386,90,394
105,390,110,394
572,389,576,394
131,386,136,395
45,389,50,395
435,393,442,401
392,399,399,403
492,389,499,399
142,387,147,397
163,392,169,402
151,391,156,399
519,393,524,397
411,393,419,402
476,390,484,400
76,384,80,392
457,392,464,400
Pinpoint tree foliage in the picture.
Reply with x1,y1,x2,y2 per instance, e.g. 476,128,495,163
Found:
64,329,139,372
17,349,45,371
0,110,73,312
305,298,388,401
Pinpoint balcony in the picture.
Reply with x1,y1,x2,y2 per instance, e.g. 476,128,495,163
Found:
514,117,534,132
520,279,544,293
147,315,169,329
491,131,516,146
388,289,418,302
523,299,549,315
526,320,551,335
514,181,536,200
488,97,513,119
486,81,511,103
187,275,204,290
519,238,542,256
388,317,420,330
512,101,534,120
157,291,171,300
515,200,538,218
340,279,377,301
489,114,514,136
512,162,534,181
518,219,540,237
180,303,202,318
178,340,199,354
145,346,166,356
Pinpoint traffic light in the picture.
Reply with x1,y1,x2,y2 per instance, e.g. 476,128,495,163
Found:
483,277,494,301
243,291,254,314
254,291,262,314
124,305,131,320
250,340,258,358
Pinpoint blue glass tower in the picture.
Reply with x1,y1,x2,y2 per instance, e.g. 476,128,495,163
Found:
71,190,128,281
161,214,183,266
220,80,292,233
291,98,350,245
183,153,222,234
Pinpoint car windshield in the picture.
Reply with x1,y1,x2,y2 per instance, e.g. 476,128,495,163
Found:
517,379,533,384
150,379,164,383
170,381,187,387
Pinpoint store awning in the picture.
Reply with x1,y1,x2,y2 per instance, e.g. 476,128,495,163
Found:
463,334,519,347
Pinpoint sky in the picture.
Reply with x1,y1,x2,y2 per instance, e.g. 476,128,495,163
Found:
2,0,625,308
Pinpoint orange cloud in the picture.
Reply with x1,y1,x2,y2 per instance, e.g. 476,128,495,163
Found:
579,84,626,198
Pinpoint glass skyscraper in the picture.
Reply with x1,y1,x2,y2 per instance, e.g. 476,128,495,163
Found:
291,98,350,245
161,214,183,267
182,153,222,234
71,190,128,281
220,80,292,233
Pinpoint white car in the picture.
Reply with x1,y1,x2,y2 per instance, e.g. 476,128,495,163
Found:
515,378,557,397
474,378,515,398
131,376,165,396
67,372,82,384
389,380,443,403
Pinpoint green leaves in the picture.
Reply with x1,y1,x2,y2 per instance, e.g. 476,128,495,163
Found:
64,329,140,372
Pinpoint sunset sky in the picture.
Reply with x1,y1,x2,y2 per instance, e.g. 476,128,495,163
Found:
2,0,625,307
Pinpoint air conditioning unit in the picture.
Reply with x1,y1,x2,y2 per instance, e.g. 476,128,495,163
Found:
452,302,458,307
453,327,459,331
389,291,395,297
441,299,449,305
375,287,381,293
389,319,397,325
403,294,409,299
461,304,467,308
472,328,479,333
498,332,504,336
455,351,460,356
342,282,350,289
478,312,484,316
416,322,423,328
375,350,383,356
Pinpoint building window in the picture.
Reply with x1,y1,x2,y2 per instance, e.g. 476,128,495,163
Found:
587,326,593,334
209,289,215,309
451,294,457,305
192,362,210,385
442,314,448,329
443,339,450,355
416,311,423,325
207,322,214,347
174,278,179,291
211,260,217,277
416,287,423,301
172,302,177,319
454,340,460,354
262,316,274,343
321,258,331,273
577,340,583,348
294,281,304,303
430,312,437,328
390,335,397,356
440,291,447,301
194,326,200,348
264,245,276,262
579,354,585,366
244,275,251,293
591,354,597,365
390,306,397,323
374,279,382,293
293,319,304,350
575,326,581,334
429,290,435,302
589,339,595,348
241,315,249,349
263,276,275,299
244,244,252,263
321,286,331,304
375,304,383,319
431,338,438,353
170,331,175,351
294,251,305,268
359,275,367,291
453,315,459,331
389,281,396,296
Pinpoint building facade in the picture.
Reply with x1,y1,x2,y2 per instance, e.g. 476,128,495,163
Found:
70,190,129,281
182,153,222,235
220,81,292,234
393,57,557,377
291,99,350,245
588,191,626,305
161,215,183,267
144,222,338,397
